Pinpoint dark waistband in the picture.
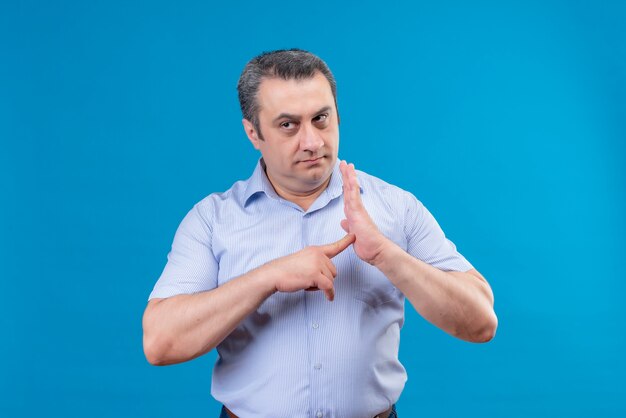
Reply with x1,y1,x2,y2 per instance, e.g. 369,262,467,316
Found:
223,404,395,418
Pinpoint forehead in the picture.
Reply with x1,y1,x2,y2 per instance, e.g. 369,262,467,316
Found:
256,72,335,117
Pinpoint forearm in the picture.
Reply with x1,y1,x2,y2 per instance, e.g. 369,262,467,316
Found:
143,234,355,366
142,268,275,365
373,240,497,342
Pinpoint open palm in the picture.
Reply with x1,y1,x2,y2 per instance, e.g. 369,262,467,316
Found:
339,161,390,265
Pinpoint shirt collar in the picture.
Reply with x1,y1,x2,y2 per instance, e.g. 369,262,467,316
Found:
324,159,344,201
242,158,279,205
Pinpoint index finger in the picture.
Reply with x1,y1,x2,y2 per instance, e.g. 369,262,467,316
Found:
320,233,355,258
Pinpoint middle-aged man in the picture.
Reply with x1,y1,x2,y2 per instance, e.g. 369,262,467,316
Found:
143,49,497,418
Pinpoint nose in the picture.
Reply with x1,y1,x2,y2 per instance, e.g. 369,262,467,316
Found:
299,123,324,153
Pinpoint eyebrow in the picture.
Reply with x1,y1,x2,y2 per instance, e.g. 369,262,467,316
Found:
272,106,332,124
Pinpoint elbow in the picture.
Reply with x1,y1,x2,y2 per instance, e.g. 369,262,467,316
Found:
142,323,214,366
142,306,173,366
470,311,498,343
143,334,214,366
144,343,166,366
143,331,171,366
144,349,164,366
469,282,498,343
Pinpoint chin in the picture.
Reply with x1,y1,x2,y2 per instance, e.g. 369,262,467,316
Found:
310,166,334,183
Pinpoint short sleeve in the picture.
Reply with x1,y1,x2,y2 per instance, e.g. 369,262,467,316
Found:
148,201,219,300
403,192,473,272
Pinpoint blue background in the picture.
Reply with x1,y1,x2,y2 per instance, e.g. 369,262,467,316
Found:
2,0,625,416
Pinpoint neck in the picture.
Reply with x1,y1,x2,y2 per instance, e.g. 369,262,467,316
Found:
266,171,331,211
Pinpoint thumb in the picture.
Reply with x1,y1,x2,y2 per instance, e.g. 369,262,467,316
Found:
320,233,355,258
340,219,350,233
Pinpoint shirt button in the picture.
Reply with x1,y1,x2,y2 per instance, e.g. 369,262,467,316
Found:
316,412,323,418
312,323,319,329
314,363,322,370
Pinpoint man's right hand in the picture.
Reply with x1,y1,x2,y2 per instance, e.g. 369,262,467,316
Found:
264,234,355,301
143,233,355,365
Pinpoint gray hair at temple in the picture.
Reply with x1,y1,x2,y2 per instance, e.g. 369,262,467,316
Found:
237,49,338,139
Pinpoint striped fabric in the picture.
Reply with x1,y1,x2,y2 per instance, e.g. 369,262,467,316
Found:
149,159,472,418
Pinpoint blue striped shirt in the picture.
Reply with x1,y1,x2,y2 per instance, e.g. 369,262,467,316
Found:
149,159,472,418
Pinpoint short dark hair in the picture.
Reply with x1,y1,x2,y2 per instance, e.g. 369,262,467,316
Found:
237,49,338,139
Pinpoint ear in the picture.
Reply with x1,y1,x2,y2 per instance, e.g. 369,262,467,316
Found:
242,119,261,150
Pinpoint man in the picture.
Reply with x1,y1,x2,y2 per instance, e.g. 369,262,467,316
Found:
143,49,497,418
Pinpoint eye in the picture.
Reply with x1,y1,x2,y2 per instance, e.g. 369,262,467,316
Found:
314,114,328,123
280,121,296,129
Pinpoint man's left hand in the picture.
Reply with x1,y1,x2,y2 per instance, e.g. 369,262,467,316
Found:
339,160,392,265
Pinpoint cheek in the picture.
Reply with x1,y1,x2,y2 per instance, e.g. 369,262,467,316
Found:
265,144,296,164
324,132,339,148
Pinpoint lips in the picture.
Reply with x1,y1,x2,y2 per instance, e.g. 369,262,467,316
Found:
300,156,324,163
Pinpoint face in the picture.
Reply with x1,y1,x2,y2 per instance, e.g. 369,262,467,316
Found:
243,72,339,196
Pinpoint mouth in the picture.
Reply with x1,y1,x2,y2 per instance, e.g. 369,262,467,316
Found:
299,156,325,164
